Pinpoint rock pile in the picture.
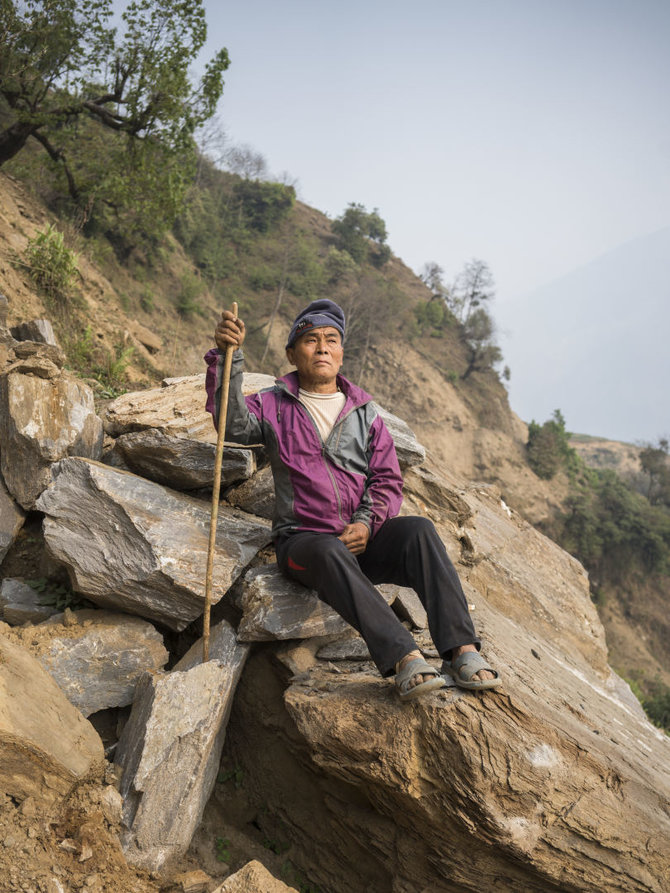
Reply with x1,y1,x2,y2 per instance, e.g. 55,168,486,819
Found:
0,307,669,892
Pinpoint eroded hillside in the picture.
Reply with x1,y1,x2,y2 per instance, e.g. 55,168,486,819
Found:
1,168,668,698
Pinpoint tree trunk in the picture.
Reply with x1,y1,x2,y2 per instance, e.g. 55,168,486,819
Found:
0,121,37,165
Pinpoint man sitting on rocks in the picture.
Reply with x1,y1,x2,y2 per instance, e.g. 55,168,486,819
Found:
205,299,501,699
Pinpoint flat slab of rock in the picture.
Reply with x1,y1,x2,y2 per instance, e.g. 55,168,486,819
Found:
104,372,275,443
13,610,168,716
10,318,58,346
36,458,271,631
0,634,104,806
237,565,397,642
316,635,371,661
103,375,217,442
130,322,162,353
213,860,298,893
0,578,58,625
115,623,249,873
104,429,255,491
0,475,25,563
0,369,103,508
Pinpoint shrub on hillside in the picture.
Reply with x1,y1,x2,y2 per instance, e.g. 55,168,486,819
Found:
23,225,79,303
231,181,295,233
558,468,670,585
176,271,206,318
414,297,453,335
643,683,670,733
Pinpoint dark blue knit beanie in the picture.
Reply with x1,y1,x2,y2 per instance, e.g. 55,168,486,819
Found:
285,299,346,348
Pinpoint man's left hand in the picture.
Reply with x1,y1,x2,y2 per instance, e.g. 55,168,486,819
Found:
338,522,370,555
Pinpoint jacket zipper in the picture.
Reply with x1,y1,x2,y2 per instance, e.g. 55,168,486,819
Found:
277,384,371,526
284,390,347,524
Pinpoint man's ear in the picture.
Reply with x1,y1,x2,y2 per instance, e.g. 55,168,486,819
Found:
286,347,295,365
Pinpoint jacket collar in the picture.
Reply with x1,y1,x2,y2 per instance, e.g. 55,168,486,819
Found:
276,370,372,408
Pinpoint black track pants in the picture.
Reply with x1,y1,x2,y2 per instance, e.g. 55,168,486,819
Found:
276,516,479,677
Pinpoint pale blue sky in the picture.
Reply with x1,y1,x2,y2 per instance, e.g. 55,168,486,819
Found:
201,0,669,294
197,1,670,439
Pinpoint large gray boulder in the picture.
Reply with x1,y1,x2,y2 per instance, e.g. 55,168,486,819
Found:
222,470,670,893
0,367,103,508
115,621,249,873
103,374,217,442
0,474,25,563
30,610,169,716
36,458,271,631
104,429,256,491
0,634,104,806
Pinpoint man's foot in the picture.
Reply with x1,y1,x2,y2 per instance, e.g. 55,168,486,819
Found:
396,650,432,689
451,644,496,684
442,646,501,691
394,651,444,700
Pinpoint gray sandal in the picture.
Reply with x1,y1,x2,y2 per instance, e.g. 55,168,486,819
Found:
395,657,445,701
442,652,502,691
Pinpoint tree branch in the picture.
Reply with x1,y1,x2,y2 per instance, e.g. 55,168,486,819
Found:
31,130,79,200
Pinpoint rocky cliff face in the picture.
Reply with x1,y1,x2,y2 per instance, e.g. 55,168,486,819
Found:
0,303,669,893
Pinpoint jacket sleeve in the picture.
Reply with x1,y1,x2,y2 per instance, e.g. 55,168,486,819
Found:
351,414,404,537
204,348,264,444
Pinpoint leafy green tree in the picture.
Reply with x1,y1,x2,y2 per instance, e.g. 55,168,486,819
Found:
0,0,229,238
560,468,670,586
527,409,575,479
640,439,670,506
461,306,502,379
331,203,390,266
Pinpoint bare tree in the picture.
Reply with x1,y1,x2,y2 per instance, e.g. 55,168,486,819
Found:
224,143,268,180
450,258,494,323
420,261,446,296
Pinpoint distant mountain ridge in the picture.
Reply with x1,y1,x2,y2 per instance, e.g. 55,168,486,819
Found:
500,226,670,443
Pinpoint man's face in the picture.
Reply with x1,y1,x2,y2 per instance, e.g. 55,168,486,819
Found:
286,326,343,391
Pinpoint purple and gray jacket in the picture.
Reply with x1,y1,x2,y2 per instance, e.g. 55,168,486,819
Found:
204,349,404,542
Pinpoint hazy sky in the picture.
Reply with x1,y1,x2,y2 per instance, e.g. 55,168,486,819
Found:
201,0,669,288
197,0,670,437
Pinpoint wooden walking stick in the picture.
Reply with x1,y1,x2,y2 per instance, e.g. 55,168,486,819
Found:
203,302,238,662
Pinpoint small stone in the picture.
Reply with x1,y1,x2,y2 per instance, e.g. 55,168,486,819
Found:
62,607,77,627
174,869,211,892
99,786,123,825
19,796,37,818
